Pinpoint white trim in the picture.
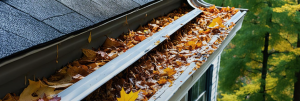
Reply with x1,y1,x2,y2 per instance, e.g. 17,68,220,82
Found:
196,91,206,101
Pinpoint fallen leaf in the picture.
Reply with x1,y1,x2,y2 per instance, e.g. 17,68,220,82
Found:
20,80,57,101
185,63,191,66
43,73,73,89
157,78,167,84
19,80,41,101
176,60,182,66
103,37,124,48
185,41,196,50
208,17,224,28
196,42,202,48
117,87,140,101
153,70,159,74
48,83,73,89
82,49,96,58
67,65,86,76
134,35,146,41
141,90,148,96
37,94,48,101
163,68,176,76
35,82,56,99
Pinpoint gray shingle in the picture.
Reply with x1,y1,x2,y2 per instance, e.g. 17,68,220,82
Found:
0,0,151,59
58,0,140,23
133,0,154,5
43,12,94,34
0,2,63,43
2,0,73,21
0,29,36,59
57,0,108,23
113,0,140,10
92,0,140,13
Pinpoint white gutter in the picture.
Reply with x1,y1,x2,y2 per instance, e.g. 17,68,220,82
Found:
57,8,203,101
150,11,247,101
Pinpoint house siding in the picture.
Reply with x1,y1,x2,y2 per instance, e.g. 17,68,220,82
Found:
179,54,221,101
210,54,221,101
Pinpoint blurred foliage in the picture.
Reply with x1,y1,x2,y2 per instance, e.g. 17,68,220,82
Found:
204,0,300,100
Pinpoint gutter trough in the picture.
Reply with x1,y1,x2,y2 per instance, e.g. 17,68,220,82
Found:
0,0,247,100
150,11,246,101
58,7,202,101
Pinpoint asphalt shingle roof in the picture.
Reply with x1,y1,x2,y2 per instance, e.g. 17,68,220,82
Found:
0,0,154,59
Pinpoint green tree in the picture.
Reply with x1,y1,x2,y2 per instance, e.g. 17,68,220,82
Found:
204,0,300,100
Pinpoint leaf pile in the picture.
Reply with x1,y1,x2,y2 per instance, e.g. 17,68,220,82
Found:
1,80,61,101
84,6,239,101
1,6,191,101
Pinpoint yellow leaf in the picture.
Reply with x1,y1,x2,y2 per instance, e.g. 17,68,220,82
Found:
176,44,184,52
88,32,92,43
158,78,167,84
117,87,140,101
19,80,40,101
176,60,182,66
20,80,56,101
185,41,196,50
35,82,56,99
163,67,176,76
168,79,173,87
153,70,159,74
208,17,224,28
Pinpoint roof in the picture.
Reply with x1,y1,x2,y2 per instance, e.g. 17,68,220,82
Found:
0,0,154,59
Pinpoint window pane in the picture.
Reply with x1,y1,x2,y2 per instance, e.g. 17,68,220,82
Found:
197,96,203,101
189,71,207,101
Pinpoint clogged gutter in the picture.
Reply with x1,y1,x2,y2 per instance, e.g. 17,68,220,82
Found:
0,5,239,101
0,6,192,101
85,6,239,101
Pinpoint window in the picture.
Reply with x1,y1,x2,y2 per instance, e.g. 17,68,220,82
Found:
188,64,214,101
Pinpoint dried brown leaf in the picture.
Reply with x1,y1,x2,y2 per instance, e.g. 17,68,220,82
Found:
82,49,96,58
103,37,124,48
